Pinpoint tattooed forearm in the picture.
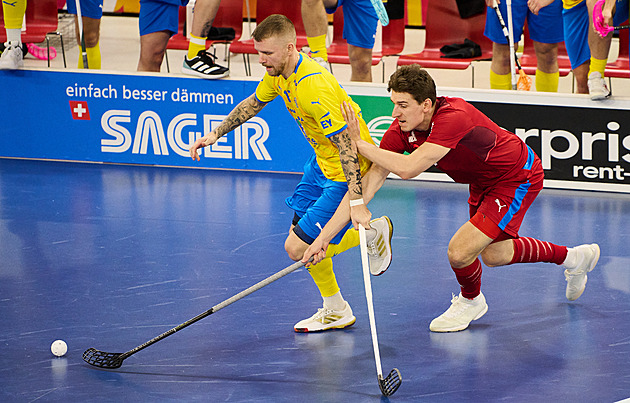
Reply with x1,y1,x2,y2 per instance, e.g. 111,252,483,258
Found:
215,95,267,138
331,129,363,199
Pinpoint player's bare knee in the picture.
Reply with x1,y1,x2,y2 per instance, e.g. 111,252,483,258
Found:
447,246,470,268
284,240,304,262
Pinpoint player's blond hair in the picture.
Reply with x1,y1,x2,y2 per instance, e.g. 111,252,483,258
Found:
388,64,437,106
252,14,297,44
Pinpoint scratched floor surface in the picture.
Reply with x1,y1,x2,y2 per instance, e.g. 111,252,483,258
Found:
1,158,629,402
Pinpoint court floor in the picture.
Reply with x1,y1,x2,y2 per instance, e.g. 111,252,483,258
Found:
1,157,629,402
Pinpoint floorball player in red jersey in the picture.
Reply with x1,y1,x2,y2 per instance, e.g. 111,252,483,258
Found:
302,64,601,332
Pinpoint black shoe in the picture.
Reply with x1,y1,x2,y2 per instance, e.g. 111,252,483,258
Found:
182,50,229,79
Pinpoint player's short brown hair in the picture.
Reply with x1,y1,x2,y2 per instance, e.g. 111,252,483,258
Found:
388,65,437,106
252,14,297,43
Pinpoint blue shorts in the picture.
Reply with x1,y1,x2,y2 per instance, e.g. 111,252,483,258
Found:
66,0,104,19
326,0,378,49
485,0,564,44
139,0,188,36
286,154,352,245
563,0,629,69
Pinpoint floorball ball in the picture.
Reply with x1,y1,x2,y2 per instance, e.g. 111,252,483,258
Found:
51,340,67,357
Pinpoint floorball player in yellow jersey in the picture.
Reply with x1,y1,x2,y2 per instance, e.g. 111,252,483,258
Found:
189,14,393,332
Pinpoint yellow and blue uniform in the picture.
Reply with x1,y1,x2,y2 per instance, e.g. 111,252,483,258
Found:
563,0,629,69
66,0,104,20
139,0,188,36
325,0,379,49
255,53,374,244
485,0,564,45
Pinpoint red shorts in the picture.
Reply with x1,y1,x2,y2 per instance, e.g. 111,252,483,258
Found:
469,155,544,242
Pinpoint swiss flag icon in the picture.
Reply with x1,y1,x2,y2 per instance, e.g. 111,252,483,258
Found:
69,100,90,120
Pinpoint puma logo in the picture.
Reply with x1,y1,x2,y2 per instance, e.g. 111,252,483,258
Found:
315,222,323,231
495,199,507,213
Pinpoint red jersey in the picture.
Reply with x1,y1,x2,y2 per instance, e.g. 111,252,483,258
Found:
379,96,534,190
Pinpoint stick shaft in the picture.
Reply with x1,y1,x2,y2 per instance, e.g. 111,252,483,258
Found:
506,0,517,89
75,0,89,68
493,3,523,70
118,260,305,360
359,225,383,377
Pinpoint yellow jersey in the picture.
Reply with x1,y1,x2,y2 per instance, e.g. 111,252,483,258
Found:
255,53,374,182
563,0,582,9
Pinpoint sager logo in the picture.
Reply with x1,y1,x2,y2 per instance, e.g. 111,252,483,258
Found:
100,111,271,160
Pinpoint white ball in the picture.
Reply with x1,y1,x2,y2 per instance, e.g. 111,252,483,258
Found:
51,340,68,357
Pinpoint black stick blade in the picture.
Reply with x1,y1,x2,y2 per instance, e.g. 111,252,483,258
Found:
379,368,402,397
82,348,125,369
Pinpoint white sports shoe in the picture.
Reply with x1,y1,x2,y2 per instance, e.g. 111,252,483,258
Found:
294,301,356,332
429,292,488,332
587,71,610,100
564,244,600,301
365,216,393,276
0,42,24,70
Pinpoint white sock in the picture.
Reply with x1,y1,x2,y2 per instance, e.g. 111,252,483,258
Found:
323,291,345,311
6,29,22,45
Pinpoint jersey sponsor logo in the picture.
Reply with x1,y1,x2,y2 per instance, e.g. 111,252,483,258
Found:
100,111,271,160
495,198,507,213
319,112,333,130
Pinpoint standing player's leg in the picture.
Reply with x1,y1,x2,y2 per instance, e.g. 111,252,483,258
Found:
67,0,103,69
137,0,178,72
340,0,379,82
182,0,229,79
485,0,528,89
562,2,591,94
302,0,331,68
527,0,563,92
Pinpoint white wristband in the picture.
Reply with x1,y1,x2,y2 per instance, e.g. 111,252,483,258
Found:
349,198,364,207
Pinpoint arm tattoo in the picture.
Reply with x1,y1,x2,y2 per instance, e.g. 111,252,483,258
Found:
330,129,363,199
215,95,267,138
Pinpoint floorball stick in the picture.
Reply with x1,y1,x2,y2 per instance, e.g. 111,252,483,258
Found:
370,0,389,26
506,0,517,90
75,0,89,69
493,0,532,90
83,260,307,369
358,225,402,397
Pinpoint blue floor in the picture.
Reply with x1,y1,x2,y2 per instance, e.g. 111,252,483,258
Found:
1,158,629,402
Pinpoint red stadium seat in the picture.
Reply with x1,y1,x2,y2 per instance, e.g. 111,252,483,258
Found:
396,0,492,87
229,0,309,75
605,27,629,80
0,0,66,67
